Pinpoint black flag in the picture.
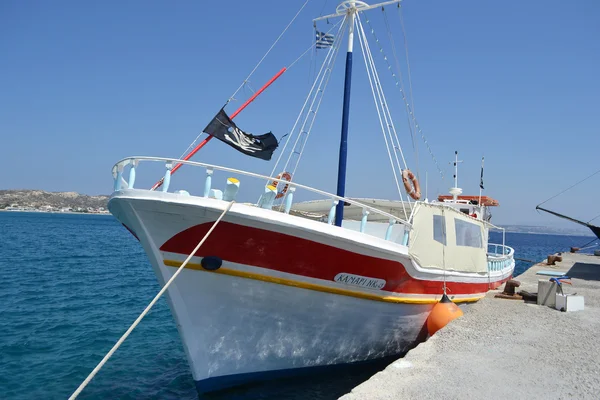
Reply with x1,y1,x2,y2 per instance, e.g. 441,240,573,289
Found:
203,108,278,161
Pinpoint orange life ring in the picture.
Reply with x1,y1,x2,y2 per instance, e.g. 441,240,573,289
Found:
402,169,421,200
271,172,292,199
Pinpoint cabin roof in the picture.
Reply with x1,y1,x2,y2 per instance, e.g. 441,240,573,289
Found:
437,195,500,207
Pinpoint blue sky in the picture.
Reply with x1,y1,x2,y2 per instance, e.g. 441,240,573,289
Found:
1,0,598,226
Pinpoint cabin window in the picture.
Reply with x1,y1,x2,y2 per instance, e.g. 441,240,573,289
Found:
454,218,482,248
460,208,470,215
433,215,446,245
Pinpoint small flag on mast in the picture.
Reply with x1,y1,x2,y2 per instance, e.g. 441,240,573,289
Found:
480,157,485,190
316,31,334,49
203,108,278,161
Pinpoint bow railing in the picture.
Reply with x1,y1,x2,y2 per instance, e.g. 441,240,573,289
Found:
111,156,412,241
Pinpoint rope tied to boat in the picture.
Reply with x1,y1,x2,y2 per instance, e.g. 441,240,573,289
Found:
68,201,235,400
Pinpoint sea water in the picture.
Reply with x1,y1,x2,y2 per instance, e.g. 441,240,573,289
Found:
0,212,594,399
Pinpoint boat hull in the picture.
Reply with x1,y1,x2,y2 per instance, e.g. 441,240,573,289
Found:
108,190,512,392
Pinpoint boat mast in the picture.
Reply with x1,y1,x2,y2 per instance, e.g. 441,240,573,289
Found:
334,3,356,226
315,0,402,226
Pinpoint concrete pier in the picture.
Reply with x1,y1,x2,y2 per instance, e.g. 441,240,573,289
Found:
340,252,600,400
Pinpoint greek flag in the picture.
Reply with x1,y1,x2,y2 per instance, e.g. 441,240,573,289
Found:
316,31,334,49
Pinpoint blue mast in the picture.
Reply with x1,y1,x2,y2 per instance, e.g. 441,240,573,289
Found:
334,5,356,227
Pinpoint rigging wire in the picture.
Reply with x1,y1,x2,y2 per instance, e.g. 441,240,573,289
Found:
357,14,410,173
227,0,311,104
356,15,402,199
363,10,445,180
357,14,408,173
290,22,346,179
270,16,348,179
398,4,418,159
588,212,600,224
176,0,310,161
382,9,417,155
356,14,408,216
537,168,600,207
287,17,345,70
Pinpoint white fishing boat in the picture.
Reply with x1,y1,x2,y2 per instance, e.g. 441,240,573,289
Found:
108,0,515,393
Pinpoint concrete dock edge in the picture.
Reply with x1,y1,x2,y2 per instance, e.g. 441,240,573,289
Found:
340,252,600,400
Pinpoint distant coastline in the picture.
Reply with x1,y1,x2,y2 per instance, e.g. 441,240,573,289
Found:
498,224,595,237
500,229,594,238
0,209,110,216
0,189,109,215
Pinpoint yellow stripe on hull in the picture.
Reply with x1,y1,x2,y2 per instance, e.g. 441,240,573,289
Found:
163,259,484,305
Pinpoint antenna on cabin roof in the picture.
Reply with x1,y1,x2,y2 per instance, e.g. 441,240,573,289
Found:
449,150,463,201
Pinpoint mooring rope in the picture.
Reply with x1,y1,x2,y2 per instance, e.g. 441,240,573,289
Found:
68,201,235,400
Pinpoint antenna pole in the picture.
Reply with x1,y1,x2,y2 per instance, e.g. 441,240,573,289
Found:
426,171,428,201
449,150,463,202
478,156,484,206
454,150,459,189
334,2,357,226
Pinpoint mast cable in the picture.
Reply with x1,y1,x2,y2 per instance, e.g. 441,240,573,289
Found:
176,0,310,163
537,168,600,207
228,0,310,103
358,14,410,173
397,5,419,174
270,16,348,178
356,16,402,200
363,12,444,180
382,9,417,155
356,14,408,217
290,21,346,179
287,17,345,70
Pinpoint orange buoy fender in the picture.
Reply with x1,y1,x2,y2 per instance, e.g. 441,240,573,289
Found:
426,294,464,336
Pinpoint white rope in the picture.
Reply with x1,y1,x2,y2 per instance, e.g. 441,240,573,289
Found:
68,201,235,400
355,15,407,217
270,16,348,178
228,0,310,103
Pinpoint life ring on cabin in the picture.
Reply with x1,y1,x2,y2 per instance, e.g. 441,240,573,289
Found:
402,169,421,200
271,172,292,199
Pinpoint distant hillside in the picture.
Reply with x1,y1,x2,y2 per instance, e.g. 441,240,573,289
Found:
0,190,108,212
500,224,595,237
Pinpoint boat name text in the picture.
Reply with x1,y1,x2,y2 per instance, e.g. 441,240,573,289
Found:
334,273,386,290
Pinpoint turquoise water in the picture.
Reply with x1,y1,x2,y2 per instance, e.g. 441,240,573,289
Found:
0,212,595,399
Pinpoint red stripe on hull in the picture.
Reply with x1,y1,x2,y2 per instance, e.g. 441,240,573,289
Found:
160,222,506,295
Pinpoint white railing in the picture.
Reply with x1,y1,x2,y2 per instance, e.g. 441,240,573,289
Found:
487,243,514,272
111,156,412,241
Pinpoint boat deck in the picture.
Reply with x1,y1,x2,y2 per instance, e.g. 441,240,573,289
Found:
340,251,600,400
